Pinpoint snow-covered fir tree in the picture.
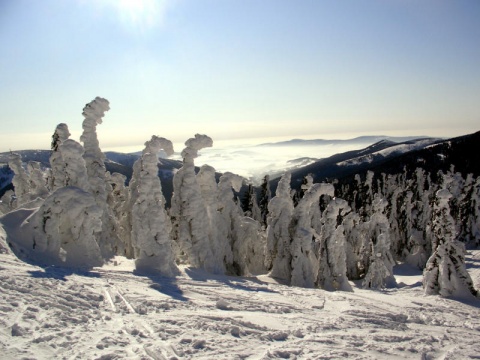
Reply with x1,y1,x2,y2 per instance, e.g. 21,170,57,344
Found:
80,97,110,202
7,153,29,207
290,183,334,288
80,97,119,258
259,175,271,227
362,196,397,289
48,123,71,192
265,172,294,283
317,197,353,291
29,186,104,268
423,189,478,298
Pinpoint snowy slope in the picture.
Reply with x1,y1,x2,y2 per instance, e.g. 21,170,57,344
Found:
337,139,438,167
1,244,479,359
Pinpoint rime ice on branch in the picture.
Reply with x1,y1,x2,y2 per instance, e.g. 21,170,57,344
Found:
129,136,178,276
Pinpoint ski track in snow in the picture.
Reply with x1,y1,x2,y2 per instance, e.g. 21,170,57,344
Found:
1,252,480,359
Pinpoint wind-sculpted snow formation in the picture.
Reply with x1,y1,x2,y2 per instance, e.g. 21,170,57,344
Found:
1,98,479,302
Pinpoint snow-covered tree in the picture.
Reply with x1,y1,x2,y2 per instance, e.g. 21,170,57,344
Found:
317,198,353,291
29,186,104,268
242,184,262,223
423,189,477,298
170,134,215,271
233,216,266,276
290,183,334,288
259,175,271,226
265,172,294,282
26,161,48,200
106,172,129,256
7,153,29,207
362,196,396,289
5,154,49,208
48,123,71,191
342,210,368,280
80,97,119,258
458,174,480,247
58,139,90,191
128,136,178,276
216,172,244,274
196,165,226,274
80,97,110,202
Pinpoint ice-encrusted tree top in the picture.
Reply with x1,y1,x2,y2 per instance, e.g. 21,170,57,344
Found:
142,135,174,157
51,123,71,151
181,134,213,163
80,96,110,201
81,97,110,127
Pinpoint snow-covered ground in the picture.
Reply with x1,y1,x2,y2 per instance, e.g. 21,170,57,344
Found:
1,248,480,359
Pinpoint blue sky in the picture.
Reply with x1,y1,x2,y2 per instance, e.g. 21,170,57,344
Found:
1,0,479,151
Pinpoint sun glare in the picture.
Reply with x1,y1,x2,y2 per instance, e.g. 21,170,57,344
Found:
115,0,165,31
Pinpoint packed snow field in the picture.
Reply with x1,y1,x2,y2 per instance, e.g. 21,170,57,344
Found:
1,249,480,359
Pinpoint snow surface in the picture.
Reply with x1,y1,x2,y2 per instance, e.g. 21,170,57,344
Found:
1,239,480,359
337,139,437,167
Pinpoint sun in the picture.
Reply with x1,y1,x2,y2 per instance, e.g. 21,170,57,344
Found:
116,0,164,32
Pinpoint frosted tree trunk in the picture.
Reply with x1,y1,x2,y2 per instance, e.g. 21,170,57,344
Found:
423,189,477,298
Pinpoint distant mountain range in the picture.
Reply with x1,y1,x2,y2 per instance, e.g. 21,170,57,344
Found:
258,135,430,147
269,131,480,193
